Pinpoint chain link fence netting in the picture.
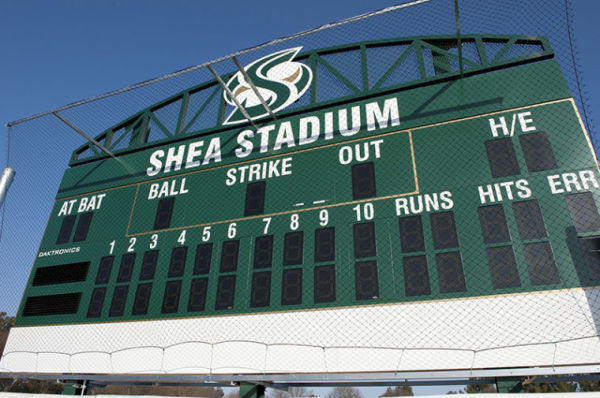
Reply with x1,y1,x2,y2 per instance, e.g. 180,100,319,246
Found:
1,0,599,377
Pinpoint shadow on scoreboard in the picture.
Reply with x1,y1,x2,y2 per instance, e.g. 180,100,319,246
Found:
401,80,504,123
566,226,600,337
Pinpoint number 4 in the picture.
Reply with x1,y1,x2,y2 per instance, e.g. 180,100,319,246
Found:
178,230,187,245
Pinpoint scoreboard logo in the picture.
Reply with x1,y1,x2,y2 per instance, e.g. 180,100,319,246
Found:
223,47,312,125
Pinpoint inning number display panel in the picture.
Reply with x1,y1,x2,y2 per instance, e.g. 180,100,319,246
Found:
16,63,600,327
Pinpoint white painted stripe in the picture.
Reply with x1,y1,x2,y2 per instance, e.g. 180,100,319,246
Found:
1,288,599,374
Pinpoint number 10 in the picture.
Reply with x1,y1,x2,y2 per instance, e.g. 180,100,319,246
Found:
353,203,374,221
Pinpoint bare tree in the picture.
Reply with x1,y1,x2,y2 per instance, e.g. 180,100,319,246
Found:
380,386,413,396
326,387,363,398
268,386,315,398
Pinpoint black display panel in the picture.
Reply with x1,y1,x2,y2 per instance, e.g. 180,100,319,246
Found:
436,251,466,293
87,287,106,318
314,265,336,303
399,216,425,253
519,131,557,172
109,285,129,317
283,231,304,265
487,246,521,289
281,268,303,305
193,243,213,275
353,222,377,258
254,235,274,268
403,255,431,296
132,283,153,315
485,137,520,178
352,162,376,200
478,205,511,244
354,260,379,300
523,242,560,285
154,197,175,230
430,212,459,249
188,278,208,312
566,192,600,233
245,181,266,216
168,246,188,278
512,200,547,240
215,275,236,310
95,256,114,285
314,227,336,262
250,271,271,308
161,280,182,314
73,212,94,242
33,261,90,286
117,253,136,283
581,237,600,281
220,240,240,272
23,293,81,317
139,250,159,280
56,215,76,244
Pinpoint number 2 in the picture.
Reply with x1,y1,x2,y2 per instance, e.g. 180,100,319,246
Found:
127,237,136,252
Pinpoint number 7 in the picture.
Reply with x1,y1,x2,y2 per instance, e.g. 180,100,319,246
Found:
262,217,272,234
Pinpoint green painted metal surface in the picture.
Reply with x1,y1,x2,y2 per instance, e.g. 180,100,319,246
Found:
70,35,553,165
13,41,600,328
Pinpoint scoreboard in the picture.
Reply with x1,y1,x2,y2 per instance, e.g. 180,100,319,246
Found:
3,39,600,375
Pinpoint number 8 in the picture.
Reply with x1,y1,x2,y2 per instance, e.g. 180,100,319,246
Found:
290,214,299,230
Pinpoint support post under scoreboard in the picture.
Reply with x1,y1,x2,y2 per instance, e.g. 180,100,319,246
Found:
239,382,266,398
495,377,523,393
62,380,85,395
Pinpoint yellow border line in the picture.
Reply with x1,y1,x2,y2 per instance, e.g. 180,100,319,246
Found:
125,130,419,237
569,98,600,170
56,97,577,238
55,97,573,201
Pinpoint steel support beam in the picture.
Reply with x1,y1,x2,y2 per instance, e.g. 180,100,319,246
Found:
232,56,277,121
3,364,599,386
207,64,256,128
53,112,116,159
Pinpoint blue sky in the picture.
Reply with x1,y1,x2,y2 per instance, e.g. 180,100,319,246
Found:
0,1,599,395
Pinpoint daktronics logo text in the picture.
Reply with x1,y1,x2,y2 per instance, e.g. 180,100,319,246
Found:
223,47,312,125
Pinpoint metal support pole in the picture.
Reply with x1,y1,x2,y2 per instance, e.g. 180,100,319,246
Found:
207,64,257,128
454,0,463,76
239,382,265,398
62,380,86,395
53,112,116,159
0,167,15,209
232,56,277,121
495,377,523,393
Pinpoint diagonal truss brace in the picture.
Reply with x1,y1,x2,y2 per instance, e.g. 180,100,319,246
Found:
53,112,116,159
232,56,277,121
206,64,257,128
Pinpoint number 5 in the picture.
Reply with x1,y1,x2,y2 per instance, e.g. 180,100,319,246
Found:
202,226,211,242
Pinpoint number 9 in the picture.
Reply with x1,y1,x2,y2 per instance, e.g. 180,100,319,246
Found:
319,209,329,226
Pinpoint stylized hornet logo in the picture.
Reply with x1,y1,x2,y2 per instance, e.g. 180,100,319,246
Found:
223,47,312,125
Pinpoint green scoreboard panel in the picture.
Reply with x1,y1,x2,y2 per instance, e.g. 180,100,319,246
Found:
14,56,600,330
6,38,600,375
